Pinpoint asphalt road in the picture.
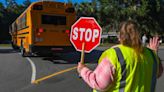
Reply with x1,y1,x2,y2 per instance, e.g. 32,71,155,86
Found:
0,47,31,92
0,46,163,92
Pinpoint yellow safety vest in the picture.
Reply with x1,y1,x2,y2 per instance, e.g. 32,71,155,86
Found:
93,44,159,92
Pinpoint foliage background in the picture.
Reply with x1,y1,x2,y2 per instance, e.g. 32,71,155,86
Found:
74,0,164,35
0,0,163,42
0,0,31,42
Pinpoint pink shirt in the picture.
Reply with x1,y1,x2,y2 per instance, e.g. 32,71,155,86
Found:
80,58,115,91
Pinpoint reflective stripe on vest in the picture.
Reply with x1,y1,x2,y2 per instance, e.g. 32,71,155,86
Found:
148,49,157,92
114,47,126,92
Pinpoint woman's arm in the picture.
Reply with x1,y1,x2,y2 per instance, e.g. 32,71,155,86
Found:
147,36,163,78
77,58,115,91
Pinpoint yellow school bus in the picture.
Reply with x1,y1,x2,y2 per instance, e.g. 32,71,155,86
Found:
9,1,76,56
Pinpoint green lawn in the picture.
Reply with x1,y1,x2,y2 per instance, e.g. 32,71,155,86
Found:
0,44,11,47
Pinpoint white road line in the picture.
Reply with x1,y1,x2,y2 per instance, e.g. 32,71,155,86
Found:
26,57,36,83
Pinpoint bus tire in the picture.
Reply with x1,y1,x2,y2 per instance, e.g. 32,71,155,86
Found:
21,44,26,57
11,42,18,50
11,42,15,49
21,47,25,57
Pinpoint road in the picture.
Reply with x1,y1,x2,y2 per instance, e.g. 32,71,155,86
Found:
0,46,163,92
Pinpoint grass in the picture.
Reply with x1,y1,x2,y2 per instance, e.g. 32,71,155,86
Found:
0,44,11,47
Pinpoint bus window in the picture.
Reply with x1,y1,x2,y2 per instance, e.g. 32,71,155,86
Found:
41,15,66,25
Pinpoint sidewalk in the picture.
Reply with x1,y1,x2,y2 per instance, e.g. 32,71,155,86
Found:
159,45,164,49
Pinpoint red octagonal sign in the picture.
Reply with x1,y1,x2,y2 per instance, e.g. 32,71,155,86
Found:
70,17,102,53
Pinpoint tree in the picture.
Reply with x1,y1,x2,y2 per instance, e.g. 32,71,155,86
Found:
23,0,31,8
5,0,19,13
93,0,162,35
74,0,98,19
97,0,121,32
0,0,23,41
0,2,5,18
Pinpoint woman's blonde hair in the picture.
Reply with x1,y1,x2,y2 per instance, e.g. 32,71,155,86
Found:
119,20,143,55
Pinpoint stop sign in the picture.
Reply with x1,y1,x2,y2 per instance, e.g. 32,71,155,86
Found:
70,17,102,53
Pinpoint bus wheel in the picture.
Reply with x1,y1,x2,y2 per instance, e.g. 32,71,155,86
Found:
21,45,26,57
11,42,16,49
11,42,18,50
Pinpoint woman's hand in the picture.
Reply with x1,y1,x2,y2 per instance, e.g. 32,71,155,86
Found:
147,36,160,53
77,62,86,74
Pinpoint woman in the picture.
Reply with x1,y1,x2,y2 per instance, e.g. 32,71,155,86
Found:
77,20,163,92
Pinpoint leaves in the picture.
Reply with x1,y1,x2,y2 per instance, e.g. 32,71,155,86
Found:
23,0,31,8
0,0,163,41
0,2,5,18
0,0,31,41
74,0,164,35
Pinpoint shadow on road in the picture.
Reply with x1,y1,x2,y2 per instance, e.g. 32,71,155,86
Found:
42,50,103,64
42,48,164,64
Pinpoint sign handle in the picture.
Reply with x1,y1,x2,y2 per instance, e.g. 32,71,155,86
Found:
80,42,85,64
79,42,85,78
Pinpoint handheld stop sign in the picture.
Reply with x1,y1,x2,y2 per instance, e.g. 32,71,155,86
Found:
70,17,102,63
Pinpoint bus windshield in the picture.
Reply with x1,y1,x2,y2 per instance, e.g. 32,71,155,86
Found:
41,15,66,25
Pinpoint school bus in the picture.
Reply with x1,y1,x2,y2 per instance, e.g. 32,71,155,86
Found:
9,1,76,56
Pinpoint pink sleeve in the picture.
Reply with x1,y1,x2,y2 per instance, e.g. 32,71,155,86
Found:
80,58,115,91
